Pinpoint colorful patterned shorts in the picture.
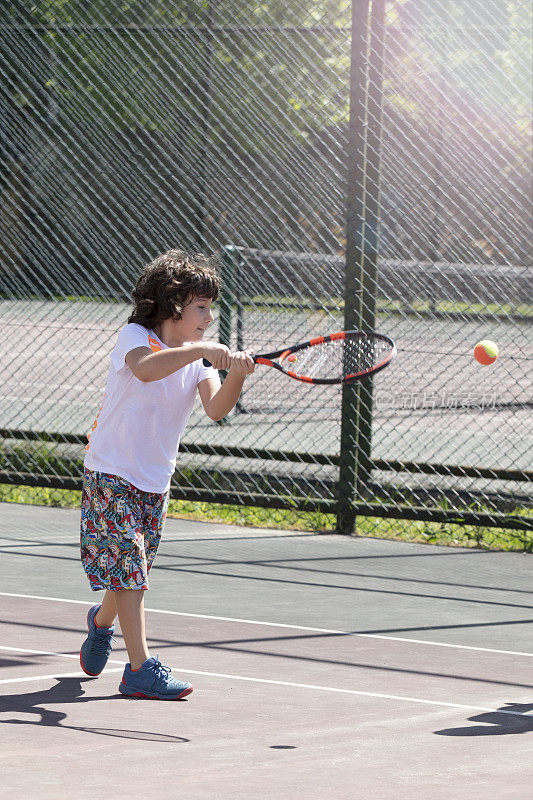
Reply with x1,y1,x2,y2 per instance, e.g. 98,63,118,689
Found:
80,469,169,591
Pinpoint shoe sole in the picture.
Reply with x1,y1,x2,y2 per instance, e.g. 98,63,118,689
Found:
79,650,101,677
118,683,194,700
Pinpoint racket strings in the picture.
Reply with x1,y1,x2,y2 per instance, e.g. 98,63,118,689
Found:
289,336,391,380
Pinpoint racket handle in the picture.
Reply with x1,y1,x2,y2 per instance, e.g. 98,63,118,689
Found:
203,354,257,367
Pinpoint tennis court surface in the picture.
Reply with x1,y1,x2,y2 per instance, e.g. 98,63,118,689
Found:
1,502,532,800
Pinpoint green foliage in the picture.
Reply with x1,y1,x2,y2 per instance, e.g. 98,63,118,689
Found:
0,440,83,476
2,1,530,270
0,483,530,552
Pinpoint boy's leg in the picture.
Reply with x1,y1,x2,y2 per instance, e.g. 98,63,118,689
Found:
94,590,118,628
114,588,150,670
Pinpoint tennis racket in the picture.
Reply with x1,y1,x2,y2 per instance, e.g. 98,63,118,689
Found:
203,330,396,384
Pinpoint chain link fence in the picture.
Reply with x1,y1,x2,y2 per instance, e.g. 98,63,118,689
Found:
1,1,531,542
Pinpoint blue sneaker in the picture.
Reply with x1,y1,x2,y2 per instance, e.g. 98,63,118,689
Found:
119,657,193,700
80,604,114,676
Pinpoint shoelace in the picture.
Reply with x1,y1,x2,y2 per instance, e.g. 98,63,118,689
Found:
147,657,170,682
90,633,115,655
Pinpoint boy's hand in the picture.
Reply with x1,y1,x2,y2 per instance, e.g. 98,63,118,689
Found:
202,342,232,370
228,350,255,377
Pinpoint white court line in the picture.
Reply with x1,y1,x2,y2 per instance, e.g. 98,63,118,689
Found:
0,645,531,717
0,668,124,685
0,591,532,658
0,645,94,660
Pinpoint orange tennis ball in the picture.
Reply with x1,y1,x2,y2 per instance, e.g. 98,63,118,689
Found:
474,340,499,365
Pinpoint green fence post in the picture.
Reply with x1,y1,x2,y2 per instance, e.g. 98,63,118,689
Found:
213,246,236,425
219,245,236,354
337,0,385,534
354,0,386,498
193,0,214,251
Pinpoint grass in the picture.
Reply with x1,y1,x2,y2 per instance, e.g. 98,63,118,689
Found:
241,295,533,319
1,442,530,553
1,482,531,553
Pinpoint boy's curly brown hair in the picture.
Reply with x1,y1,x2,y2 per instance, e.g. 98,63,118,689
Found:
128,250,220,329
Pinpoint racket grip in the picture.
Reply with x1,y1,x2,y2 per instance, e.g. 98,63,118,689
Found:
203,358,212,367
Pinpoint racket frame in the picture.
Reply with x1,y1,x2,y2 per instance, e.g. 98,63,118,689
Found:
253,329,396,384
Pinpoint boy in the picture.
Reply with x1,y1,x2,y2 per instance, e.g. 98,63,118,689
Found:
79,249,254,699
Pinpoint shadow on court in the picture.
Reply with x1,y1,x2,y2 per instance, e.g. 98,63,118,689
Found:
434,702,533,737
0,676,190,743
1,504,532,800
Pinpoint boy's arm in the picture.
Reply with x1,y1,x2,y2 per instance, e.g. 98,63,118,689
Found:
198,351,255,421
126,342,232,383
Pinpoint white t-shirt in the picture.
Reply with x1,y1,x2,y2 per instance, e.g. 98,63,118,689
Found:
84,323,217,493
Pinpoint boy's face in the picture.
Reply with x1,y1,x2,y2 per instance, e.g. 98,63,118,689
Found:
170,295,215,344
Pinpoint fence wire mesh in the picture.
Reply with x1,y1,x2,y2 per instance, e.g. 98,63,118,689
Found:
0,0,531,543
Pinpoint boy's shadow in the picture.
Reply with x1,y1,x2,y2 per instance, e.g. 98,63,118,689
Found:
0,676,189,743
435,702,533,736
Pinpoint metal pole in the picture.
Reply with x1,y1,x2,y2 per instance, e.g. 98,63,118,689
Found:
219,245,235,354
194,0,214,251
337,0,371,534
337,0,386,534
354,0,386,498
234,249,246,413
214,245,236,425
429,0,449,283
